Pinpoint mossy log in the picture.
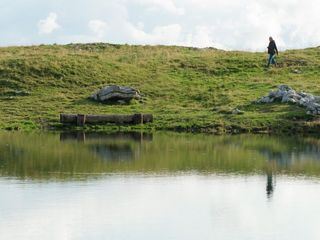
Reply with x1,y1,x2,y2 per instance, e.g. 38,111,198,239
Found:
60,113,153,126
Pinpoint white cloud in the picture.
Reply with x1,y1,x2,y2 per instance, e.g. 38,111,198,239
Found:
132,0,185,15
130,24,182,44
37,12,60,34
88,20,108,39
2,0,320,50
183,26,216,48
100,18,182,45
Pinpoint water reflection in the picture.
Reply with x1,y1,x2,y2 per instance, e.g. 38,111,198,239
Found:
60,131,153,142
0,132,320,182
266,173,275,198
90,143,134,162
60,132,153,162
2,132,320,239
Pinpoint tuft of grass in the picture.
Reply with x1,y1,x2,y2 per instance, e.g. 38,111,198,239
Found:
1,43,320,133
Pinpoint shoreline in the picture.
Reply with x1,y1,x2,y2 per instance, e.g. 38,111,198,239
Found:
2,120,320,136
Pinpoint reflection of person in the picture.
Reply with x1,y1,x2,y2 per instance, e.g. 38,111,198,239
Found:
266,173,274,198
267,37,278,67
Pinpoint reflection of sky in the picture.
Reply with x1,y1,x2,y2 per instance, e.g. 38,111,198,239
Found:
0,175,320,240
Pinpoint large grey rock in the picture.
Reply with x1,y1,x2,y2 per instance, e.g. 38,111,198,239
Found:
257,85,320,115
278,85,292,92
91,85,141,103
306,102,320,111
257,96,273,103
314,96,320,103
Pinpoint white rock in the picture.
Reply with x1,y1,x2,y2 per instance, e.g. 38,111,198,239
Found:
257,85,320,115
91,85,141,103
232,108,244,115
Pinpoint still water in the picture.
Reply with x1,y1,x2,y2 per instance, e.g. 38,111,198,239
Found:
1,132,320,240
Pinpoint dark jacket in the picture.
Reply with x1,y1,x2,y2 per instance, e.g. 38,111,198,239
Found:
268,40,278,55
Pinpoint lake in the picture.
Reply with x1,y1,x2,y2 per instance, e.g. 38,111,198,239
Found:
0,132,320,240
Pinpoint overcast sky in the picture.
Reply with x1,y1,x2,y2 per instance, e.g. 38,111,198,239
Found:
1,0,320,51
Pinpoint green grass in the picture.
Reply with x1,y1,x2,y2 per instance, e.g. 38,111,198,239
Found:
1,43,320,133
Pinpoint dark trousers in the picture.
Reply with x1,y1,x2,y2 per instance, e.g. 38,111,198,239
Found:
267,54,276,67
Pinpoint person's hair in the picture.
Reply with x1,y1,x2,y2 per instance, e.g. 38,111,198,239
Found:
269,36,273,41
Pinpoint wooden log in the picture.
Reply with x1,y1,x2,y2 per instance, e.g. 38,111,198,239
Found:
132,113,143,124
60,114,77,123
60,113,153,125
77,114,86,126
142,114,153,123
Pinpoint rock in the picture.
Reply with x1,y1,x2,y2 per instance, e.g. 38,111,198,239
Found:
299,99,308,106
314,96,320,103
306,95,315,102
91,85,141,103
298,92,307,98
257,85,320,115
268,91,276,98
293,69,302,74
278,85,292,92
287,97,297,104
281,91,300,103
117,100,127,105
257,96,272,103
306,102,320,111
232,108,244,115
281,94,290,103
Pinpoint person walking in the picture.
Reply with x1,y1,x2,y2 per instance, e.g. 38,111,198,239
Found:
267,37,278,67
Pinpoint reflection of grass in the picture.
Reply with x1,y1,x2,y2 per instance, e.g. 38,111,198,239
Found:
1,132,320,180
1,44,320,132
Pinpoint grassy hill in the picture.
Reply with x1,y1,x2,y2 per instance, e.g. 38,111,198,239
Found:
1,43,320,133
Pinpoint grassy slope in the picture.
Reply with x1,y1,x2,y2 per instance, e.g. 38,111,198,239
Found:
0,43,320,132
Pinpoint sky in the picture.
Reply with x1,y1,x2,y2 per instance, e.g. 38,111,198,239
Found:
1,0,320,51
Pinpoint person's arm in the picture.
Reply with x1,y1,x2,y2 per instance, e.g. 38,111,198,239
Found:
267,43,271,53
275,42,279,55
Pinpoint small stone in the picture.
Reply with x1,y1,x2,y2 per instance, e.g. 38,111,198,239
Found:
287,98,297,104
293,69,302,74
232,108,244,115
299,99,307,107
